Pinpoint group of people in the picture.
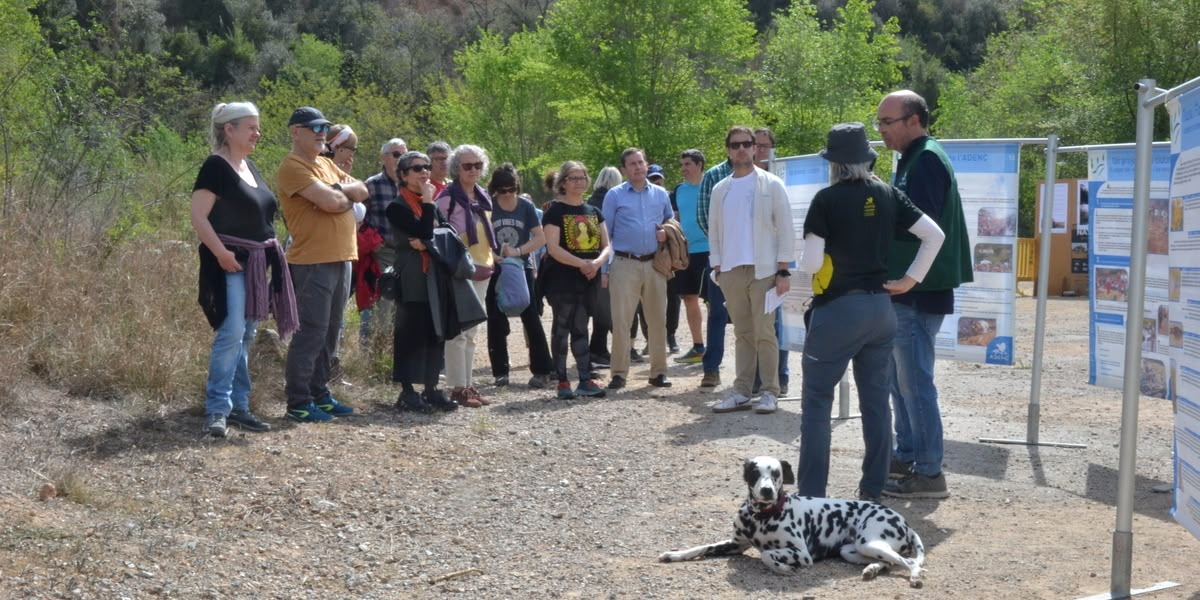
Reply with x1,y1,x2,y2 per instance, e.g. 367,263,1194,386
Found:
190,88,971,502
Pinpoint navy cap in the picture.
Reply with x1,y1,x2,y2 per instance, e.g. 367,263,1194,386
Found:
647,164,665,179
287,106,331,128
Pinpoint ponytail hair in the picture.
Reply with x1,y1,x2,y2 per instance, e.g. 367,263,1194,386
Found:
209,101,259,152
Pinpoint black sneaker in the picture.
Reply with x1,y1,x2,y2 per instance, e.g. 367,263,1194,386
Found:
667,336,680,354
883,472,950,499
591,354,611,369
889,456,914,479
396,389,433,413
630,348,645,363
423,389,459,412
606,375,626,390
227,410,271,432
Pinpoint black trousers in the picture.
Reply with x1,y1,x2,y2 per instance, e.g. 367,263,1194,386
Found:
393,301,443,391
486,267,553,377
548,292,594,383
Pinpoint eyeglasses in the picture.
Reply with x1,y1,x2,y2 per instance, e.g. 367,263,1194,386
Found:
391,151,404,159
341,146,357,153
873,114,912,131
461,161,484,172
403,164,430,173
566,176,588,183
727,140,754,149
296,124,331,134
496,186,517,194
756,144,774,150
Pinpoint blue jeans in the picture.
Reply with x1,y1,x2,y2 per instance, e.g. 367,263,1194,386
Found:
205,272,258,416
797,293,895,498
890,302,946,477
752,310,790,389
702,272,727,372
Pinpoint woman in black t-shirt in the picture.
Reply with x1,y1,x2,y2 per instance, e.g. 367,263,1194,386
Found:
794,122,944,501
540,161,613,399
191,101,295,438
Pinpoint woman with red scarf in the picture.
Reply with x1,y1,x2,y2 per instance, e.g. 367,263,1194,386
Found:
385,151,459,413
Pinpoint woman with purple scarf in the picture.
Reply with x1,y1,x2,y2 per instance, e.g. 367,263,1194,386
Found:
191,101,298,438
436,144,497,407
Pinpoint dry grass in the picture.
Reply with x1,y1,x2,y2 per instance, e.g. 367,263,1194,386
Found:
0,206,210,410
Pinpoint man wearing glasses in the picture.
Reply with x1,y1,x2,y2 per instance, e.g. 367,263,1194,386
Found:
707,126,794,415
277,106,369,423
602,148,676,390
874,90,972,499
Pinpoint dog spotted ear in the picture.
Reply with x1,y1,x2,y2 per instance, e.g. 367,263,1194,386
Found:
780,460,795,485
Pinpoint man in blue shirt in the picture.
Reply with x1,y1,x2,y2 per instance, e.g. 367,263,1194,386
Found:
602,148,675,390
671,149,708,364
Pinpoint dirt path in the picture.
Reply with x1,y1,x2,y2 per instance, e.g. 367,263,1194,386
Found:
0,295,1195,599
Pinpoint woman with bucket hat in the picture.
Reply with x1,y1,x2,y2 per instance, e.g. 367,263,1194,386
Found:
794,122,945,502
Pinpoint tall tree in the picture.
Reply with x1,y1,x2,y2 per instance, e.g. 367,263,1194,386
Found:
758,0,903,155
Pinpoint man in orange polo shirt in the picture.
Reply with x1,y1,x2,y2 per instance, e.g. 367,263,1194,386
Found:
277,107,369,423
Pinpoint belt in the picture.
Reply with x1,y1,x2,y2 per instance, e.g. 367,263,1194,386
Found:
844,288,885,296
614,250,655,262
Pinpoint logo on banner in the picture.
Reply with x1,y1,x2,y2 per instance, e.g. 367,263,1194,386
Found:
1090,155,1106,179
986,337,1013,365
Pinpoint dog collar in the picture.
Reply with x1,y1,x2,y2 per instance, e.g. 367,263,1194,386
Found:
754,495,788,519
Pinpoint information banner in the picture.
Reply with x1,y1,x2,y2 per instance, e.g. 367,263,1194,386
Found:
774,142,1019,365
775,154,828,351
1087,146,1173,397
938,143,1019,365
1167,85,1200,540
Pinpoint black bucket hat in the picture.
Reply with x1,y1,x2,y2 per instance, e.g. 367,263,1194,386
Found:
818,122,878,164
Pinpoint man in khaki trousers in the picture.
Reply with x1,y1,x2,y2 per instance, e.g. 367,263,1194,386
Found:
707,126,795,415
601,148,676,391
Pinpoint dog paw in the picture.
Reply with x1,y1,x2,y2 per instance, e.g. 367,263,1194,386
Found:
658,552,677,562
909,578,924,589
861,564,884,581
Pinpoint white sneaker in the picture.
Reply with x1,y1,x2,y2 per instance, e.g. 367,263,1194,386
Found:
755,392,778,414
711,390,752,413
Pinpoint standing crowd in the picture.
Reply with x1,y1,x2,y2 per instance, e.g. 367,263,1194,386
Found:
191,89,971,501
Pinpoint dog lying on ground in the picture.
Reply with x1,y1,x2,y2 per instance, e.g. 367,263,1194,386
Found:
659,456,926,588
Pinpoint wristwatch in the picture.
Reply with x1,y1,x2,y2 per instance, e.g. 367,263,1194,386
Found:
776,269,791,278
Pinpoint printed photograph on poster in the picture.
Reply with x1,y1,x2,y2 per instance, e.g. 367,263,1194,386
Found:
977,207,1016,237
1094,267,1128,301
1142,318,1157,353
1148,198,1169,254
1041,182,1069,233
1158,304,1169,335
957,317,997,346
1171,321,1183,348
972,243,1013,273
1077,180,1089,225
1169,267,1181,301
1140,358,1167,399
1171,197,1183,231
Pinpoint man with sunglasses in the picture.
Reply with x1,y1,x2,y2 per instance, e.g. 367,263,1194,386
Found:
276,106,369,423
875,90,972,499
707,126,794,415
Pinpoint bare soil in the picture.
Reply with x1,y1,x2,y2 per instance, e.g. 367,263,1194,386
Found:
1,293,1197,599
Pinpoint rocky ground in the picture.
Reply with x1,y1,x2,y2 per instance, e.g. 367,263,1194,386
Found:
0,293,1196,599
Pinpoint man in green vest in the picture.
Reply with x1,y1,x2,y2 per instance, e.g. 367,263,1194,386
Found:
875,90,973,500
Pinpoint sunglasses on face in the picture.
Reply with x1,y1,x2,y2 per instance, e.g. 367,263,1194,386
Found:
391,151,404,159
496,186,517,194
404,164,431,173
727,140,754,149
461,161,484,172
297,124,331,134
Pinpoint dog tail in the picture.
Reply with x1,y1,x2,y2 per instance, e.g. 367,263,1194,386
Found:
908,527,926,568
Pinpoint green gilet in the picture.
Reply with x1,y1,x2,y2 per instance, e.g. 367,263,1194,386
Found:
886,136,973,291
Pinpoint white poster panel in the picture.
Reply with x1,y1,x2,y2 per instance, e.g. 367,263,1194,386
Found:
1167,86,1200,540
1037,182,1070,233
774,154,828,351
1087,146,1172,397
938,143,1019,365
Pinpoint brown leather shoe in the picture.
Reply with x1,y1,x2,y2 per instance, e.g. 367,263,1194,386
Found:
452,387,482,408
467,386,490,406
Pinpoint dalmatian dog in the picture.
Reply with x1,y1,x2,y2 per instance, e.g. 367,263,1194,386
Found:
659,456,926,588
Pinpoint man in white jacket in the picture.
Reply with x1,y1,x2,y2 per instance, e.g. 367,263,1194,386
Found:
707,126,796,414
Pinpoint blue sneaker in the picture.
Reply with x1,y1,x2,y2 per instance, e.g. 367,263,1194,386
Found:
315,394,354,417
286,402,333,423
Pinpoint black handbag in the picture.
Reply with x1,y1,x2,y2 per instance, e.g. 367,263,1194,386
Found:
378,266,399,301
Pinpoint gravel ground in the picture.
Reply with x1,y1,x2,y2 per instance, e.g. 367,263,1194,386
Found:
0,293,1196,599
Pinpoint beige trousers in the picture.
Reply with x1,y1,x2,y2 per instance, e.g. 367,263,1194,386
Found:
444,278,488,388
608,257,668,379
718,265,779,396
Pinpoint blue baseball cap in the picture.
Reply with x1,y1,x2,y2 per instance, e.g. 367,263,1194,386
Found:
647,164,665,180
